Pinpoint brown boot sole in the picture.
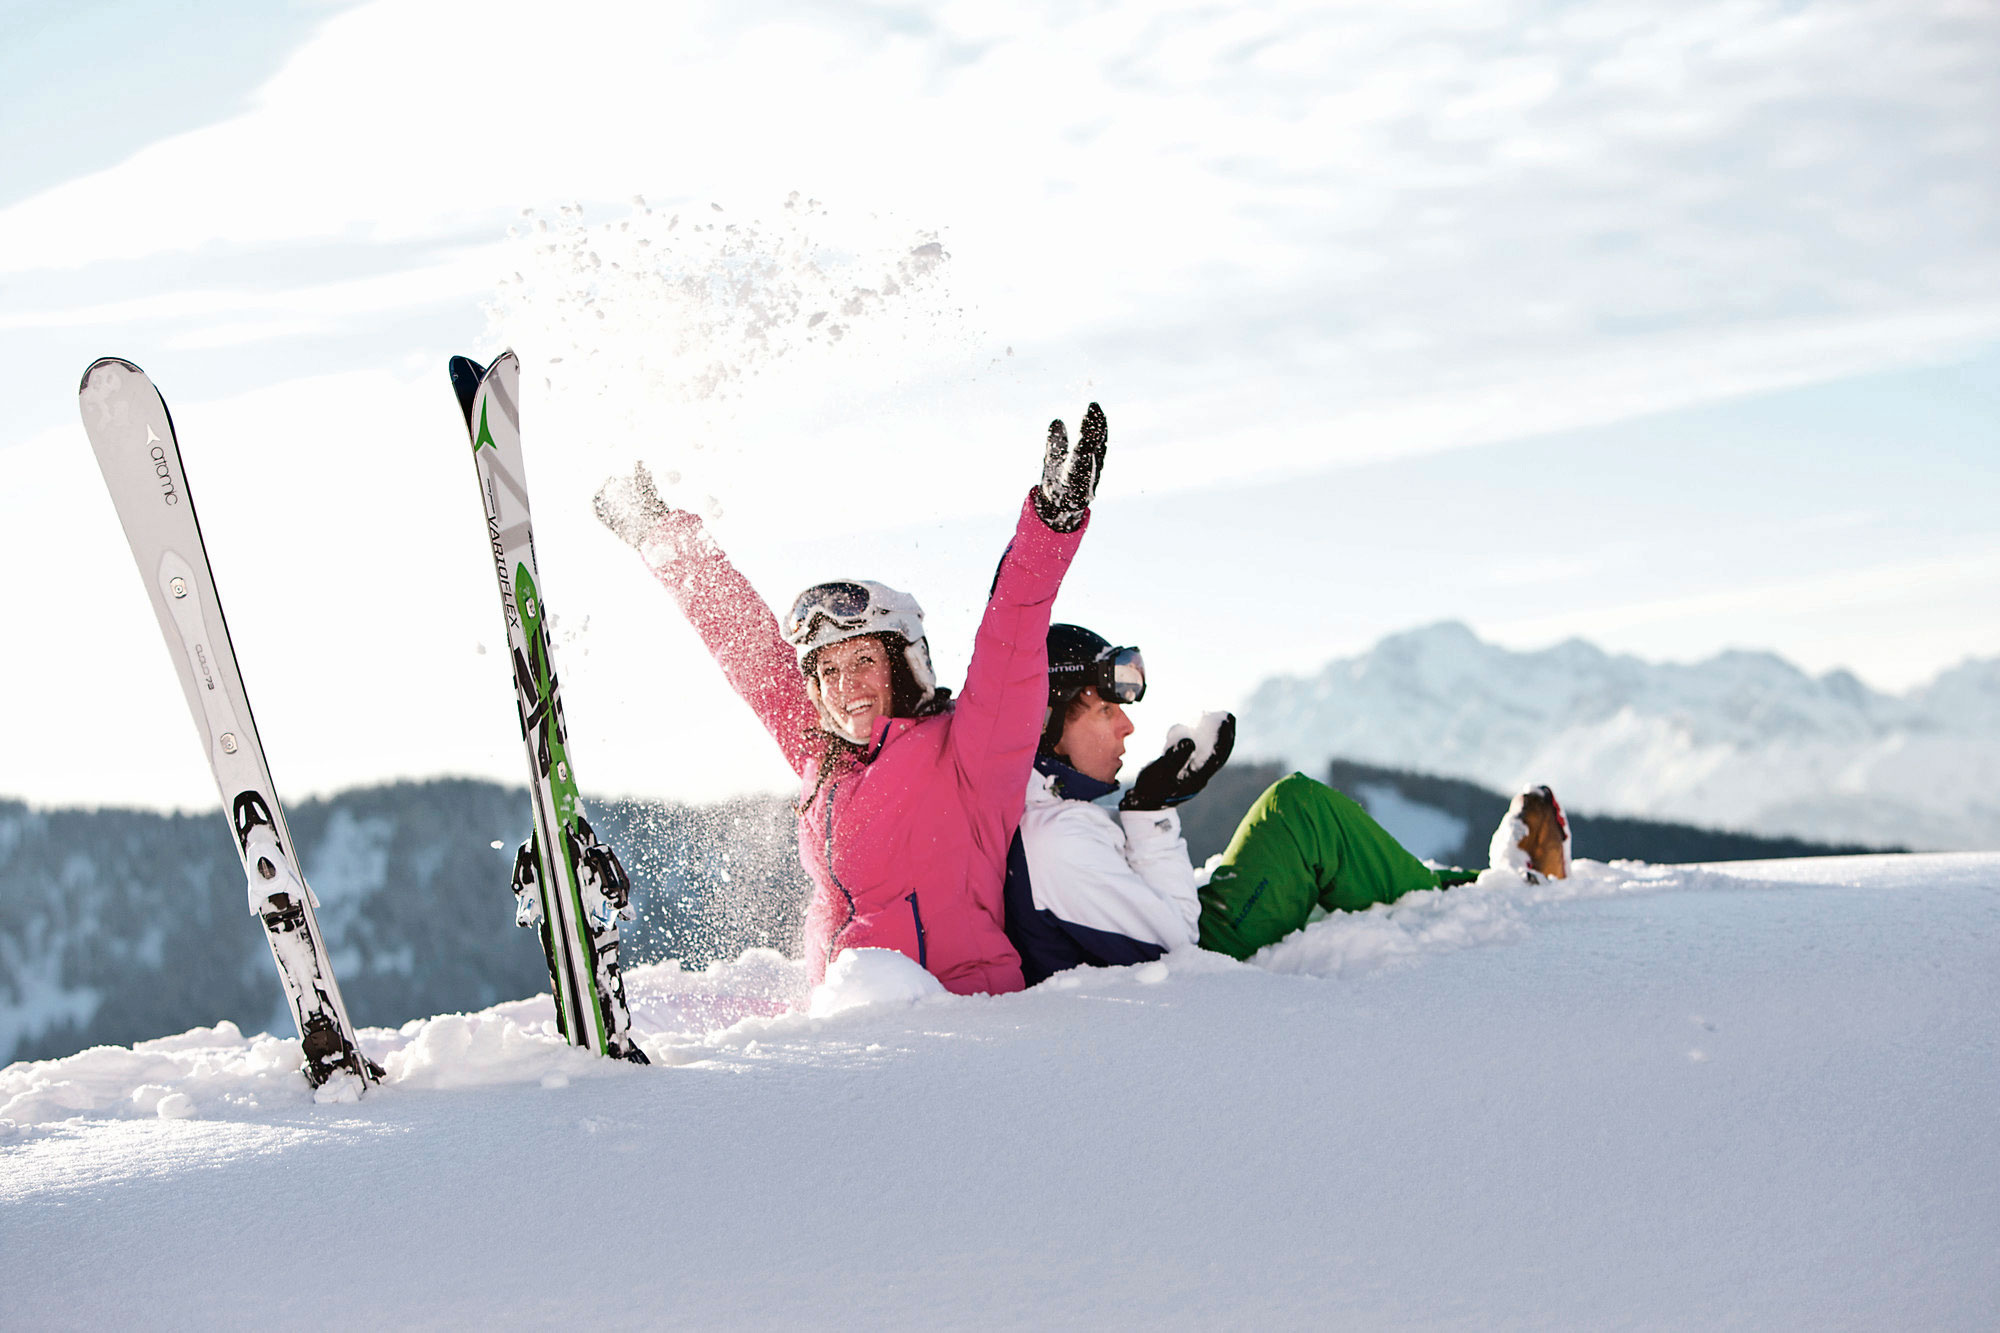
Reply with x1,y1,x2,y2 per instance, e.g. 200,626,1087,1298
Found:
1516,786,1569,880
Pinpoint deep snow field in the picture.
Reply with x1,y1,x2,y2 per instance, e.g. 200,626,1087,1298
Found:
4,852,1996,1329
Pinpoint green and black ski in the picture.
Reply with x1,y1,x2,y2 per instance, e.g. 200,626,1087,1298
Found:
449,351,645,1063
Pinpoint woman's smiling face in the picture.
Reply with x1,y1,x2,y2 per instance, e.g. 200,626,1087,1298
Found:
813,636,895,742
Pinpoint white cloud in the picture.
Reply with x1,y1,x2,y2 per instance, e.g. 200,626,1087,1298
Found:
0,245,505,334
9,4,1996,418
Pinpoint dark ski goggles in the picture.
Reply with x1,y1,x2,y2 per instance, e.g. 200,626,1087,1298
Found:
784,581,874,643
1052,644,1147,705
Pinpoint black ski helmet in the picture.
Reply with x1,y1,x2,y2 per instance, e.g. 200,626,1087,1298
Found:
1042,623,1147,752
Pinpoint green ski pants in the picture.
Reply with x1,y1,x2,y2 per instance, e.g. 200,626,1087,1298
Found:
1196,772,1477,960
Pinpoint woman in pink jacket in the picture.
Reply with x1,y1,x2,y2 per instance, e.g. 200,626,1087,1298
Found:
593,407,1107,995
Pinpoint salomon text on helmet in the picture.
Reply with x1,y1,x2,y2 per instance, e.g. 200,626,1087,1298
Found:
1042,623,1146,751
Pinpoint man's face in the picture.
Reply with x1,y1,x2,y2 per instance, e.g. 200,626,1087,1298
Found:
814,636,895,742
1055,686,1134,783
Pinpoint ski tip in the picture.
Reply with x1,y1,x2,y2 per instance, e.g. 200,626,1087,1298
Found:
448,355,487,428
78,356,145,394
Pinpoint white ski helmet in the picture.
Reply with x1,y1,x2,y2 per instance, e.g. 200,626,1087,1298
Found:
783,579,940,715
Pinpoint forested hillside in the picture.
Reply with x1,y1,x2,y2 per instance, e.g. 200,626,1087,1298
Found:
0,780,806,1064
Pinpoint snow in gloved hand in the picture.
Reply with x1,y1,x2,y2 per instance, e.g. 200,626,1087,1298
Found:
1164,710,1235,773
1120,711,1236,811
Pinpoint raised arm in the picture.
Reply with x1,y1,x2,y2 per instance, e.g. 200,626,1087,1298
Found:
595,466,818,776
949,404,1108,802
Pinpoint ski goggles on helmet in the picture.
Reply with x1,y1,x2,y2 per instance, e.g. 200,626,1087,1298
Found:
1051,644,1147,705
782,578,929,659
784,581,875,644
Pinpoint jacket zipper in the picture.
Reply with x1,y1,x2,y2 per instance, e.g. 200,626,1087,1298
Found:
905,890,927,968
822,779,855,966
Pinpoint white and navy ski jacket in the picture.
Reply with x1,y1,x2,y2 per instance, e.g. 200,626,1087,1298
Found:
1003,755,1201,986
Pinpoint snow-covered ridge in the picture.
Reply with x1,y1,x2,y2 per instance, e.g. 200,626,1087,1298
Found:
1238,622,2000,851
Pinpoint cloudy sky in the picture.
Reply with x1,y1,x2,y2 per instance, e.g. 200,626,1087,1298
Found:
4,0,1996,811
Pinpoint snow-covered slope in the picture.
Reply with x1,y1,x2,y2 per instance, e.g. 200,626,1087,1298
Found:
4,853,1995,1328
1239,622,2000,851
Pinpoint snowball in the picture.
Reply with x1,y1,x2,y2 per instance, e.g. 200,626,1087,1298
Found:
1164,711,1233,774
807,949,946,1019
129,1084,173,1114
155,1093,195,1120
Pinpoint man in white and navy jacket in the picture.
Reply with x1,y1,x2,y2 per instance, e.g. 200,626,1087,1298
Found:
1002,624,1233,985
1004,624,1567,983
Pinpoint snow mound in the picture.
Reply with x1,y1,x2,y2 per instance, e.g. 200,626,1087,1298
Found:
385,1010,615,1092
0,1021,318,1133
0,950,812,1136
1255,857,1735,977
807,947,947,1018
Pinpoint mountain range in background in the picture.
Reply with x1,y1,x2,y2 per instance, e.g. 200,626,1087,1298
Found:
1237,622,2000,853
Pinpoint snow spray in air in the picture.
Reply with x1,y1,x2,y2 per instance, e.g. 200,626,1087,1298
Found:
482,192,963,523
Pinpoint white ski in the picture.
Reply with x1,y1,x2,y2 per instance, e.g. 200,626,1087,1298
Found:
78,358,378,1093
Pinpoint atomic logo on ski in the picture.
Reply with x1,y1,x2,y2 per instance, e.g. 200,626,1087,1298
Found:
77,356,378,1094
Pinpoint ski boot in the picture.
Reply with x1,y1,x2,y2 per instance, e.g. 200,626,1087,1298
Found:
1489,785,1571,882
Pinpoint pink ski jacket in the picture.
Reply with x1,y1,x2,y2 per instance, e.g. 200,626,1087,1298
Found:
638,491,1084,994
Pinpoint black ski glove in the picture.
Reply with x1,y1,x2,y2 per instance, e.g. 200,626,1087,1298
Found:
1120,713,1236,811
1034,402,1107,533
